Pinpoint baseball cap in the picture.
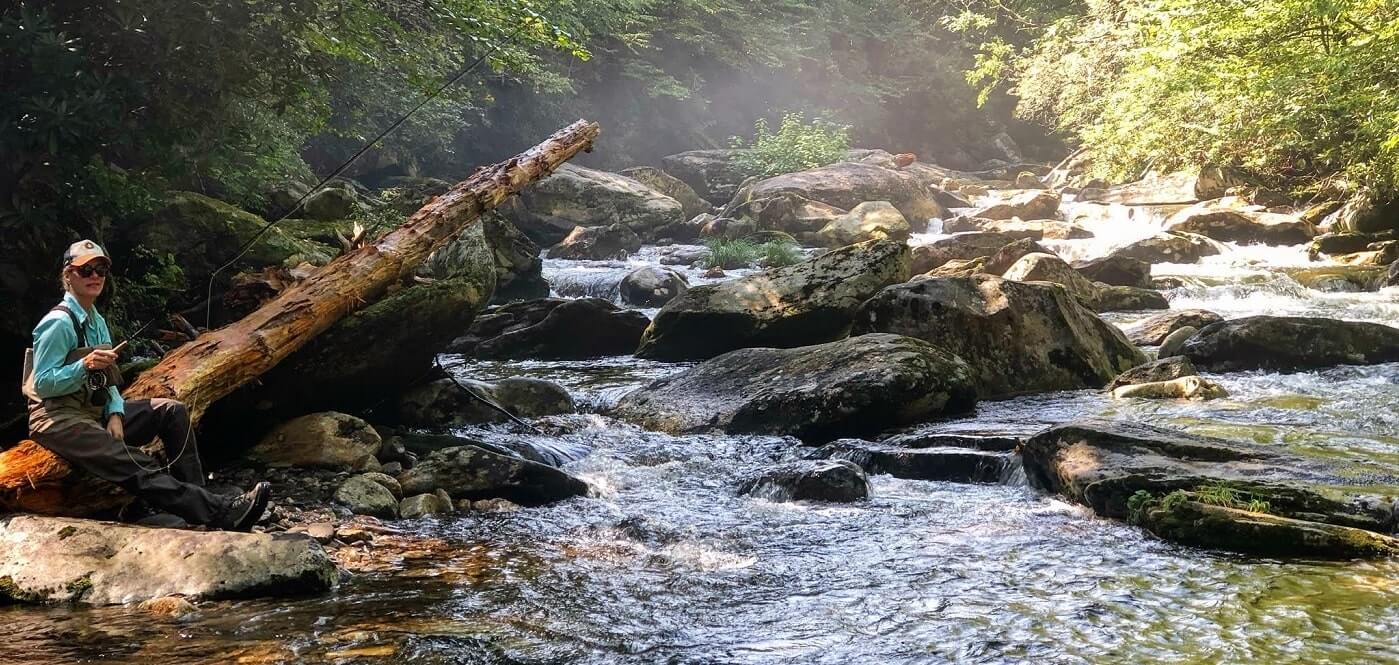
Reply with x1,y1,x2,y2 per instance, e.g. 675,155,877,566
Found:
63,239,110,267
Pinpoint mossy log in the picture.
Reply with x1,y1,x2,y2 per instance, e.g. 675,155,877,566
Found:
0,120,601,517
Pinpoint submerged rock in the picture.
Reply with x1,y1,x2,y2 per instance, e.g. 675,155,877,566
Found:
620,267,689,307
1124,309,1224,346
396,445,589,506
1107,356,1199,390
396,377,575,428
817,439,1012,483
502,163,684,243
247,412,382,470
450,298,650,359
0,516,337,605
1022,420,1398,556
853,275,1147,397
1182,315,1399,372
740,460,869,503
1108,231,1223,264
1111,375,1228,400
613,334,977,442
635,239,910,361
816,201,911,247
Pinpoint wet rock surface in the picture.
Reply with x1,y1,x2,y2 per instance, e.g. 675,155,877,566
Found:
1107,356,1199,391
1124,309,1224,346
1108,231,1224,264
636,239,910,361
853,275,1147,397
740,460,869,503
1182,315,1399,372
619,266,689,307
396,445,589,507
816,439,1012,483
450,298,650,359
396,377,575,428
614,333,977,442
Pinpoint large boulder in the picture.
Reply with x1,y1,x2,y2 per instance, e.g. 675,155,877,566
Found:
724,192,848,236
449,298,650,359
620,166,710,219
816,201,912,247
1182,316,1399,372
396,377,575,428
612,334,977,442
1322,189,1399,234
816,439,1013,483
301,186,360,220
1124,309,1224,345
501,163,684,244
396,445,589,506
247,412,382,470
944,217,1090,241
1106,356,1199,390
732,162,945,226
1107,231,1223,264
1072,256,1152,288
982,238,1054,276
1001,253,1167,313
0,516,337,605
740,460,869,503
546,224,642,260
1079,167,1242,205
1165,207,1314,246
620,267,689,307
852,275,1147,397
635,239,911,361
1022,420,1398,556
967,190,1060,221
481,214,549,303
661,149,754,204
911,232,1023,273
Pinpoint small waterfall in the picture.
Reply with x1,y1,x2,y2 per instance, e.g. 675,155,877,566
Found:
999,453,1029,486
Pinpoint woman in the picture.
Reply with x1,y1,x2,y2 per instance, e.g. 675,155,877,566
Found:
23,239,269,530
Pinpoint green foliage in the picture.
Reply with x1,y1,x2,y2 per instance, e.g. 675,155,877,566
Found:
731,113,852,178
702,237,804,269
757,240,803,268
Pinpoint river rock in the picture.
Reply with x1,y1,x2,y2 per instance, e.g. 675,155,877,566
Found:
613,334,977,441
360,472,403,500
502,163,684,243
1386,259,1399,288
1138,500,1399,558
635,239,910,361
1156,326,1197,358
1111,375,1227,400
1322,189,1399,234
450,298,650,359
740,460,869,503
919,257,988,279
1072,256,1152,288
1079,167,1241,205
1107,231,1224,264
661,149,754,204
396,445,589,506
911,232,1022,273
1307,230,1398,259
1107,356,1199,390
0,515,337,605
723,192,848,236
399,493,452,519
1334,240,1399,267
852,275,1147,397
944,217,1090,241
301,185,360,220
396,377,575,428
481,214,549,303
733,162,945,227
620,267,689,307
816,201,911,247
247,412,382,470
967,191,1061,221
621,166,709,219
546,224,642,260
1182,316,1399,372
1165,207,1315,246
1021,420,1397,556
816,439,1012,483
1002,253,1167,313
1124,309,1224,345
334,475,400,519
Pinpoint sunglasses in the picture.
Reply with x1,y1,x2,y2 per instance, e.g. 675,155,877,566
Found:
71,263,111,278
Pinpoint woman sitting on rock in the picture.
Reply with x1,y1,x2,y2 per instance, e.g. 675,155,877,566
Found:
22,239,270,530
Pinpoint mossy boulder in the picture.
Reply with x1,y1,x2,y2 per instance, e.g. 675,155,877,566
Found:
1182,315,1399,372
501,163,684,244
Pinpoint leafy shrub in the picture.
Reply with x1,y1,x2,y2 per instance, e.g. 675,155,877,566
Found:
731,112,851,178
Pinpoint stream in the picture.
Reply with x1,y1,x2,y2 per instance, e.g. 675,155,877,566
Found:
3,199,1397,664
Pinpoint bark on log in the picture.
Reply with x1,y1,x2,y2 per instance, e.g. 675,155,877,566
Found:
0,120,601,516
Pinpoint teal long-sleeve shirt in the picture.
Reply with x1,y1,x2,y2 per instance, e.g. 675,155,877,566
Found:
30,292,125,419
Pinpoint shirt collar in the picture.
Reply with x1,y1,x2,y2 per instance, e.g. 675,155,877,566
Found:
62,292,93,326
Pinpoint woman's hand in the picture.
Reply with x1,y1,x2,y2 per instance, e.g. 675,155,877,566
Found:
107,414,124,441
83,348,118,371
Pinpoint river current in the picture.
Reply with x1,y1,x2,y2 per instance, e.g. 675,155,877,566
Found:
3,200,1397,664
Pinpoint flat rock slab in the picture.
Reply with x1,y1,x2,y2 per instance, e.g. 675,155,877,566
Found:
1183,315,1399,372
818,440,1013,483
0,516,337,605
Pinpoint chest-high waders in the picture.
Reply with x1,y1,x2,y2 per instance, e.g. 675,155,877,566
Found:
23,304,232,526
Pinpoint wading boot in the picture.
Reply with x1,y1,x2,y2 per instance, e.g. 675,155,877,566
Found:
215,481,271,531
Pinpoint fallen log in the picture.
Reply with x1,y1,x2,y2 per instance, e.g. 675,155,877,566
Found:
0,120,601,516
